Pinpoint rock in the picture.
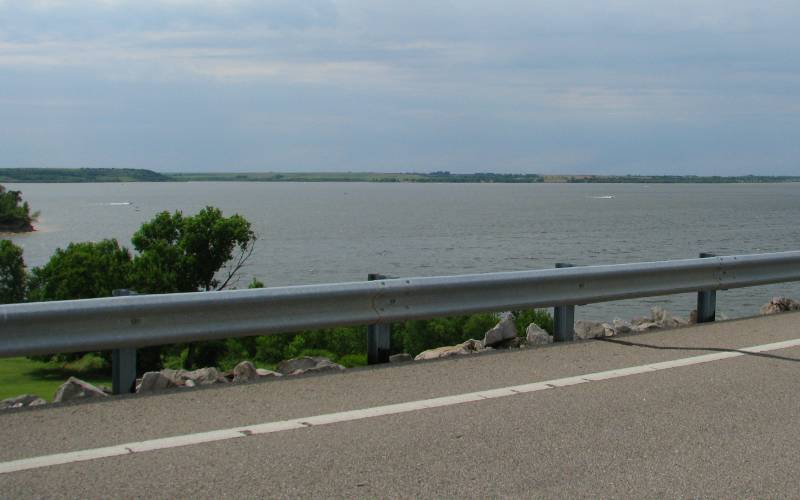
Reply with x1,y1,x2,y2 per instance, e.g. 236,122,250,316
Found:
256,368,282,377
53,377,108,403
482,317,518,347
137,367,230,393
275,356,345,376
495,336,522,349
629,307,686,332
136,371,178,393
650,306,686,328
389,353,413,363
526,323,553,345
414,345,467,360
631,322,661,333
276,357,318,374
574,320,614,339
760,297,800,315
1,394,47,410
612,318,633,335
178,367,228,385
414,339,484,361
232,361,258,383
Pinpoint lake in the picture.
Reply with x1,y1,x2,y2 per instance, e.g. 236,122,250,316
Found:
5,181,800,322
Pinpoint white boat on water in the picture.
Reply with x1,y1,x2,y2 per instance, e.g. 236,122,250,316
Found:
591,195,615,199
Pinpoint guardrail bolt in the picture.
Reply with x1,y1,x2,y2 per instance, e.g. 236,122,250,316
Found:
697,253,717,323
111,289,139,394
553,263,576,342
367,274,391,364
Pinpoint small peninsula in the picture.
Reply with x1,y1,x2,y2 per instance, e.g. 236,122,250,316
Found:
0,185,37,232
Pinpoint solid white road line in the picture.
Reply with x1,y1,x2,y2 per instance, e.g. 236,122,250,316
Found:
2,337,799,475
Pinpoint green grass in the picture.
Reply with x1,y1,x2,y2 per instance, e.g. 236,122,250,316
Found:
0,357,111,402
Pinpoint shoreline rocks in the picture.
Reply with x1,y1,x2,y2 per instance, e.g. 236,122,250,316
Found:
760,297,800,315
136,362,286,393
275,356,345,376
9,297,797,407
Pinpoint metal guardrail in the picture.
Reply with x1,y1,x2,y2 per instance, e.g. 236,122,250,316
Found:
2,251,800,392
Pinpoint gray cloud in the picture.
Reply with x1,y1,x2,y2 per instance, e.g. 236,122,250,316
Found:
0,0,798,174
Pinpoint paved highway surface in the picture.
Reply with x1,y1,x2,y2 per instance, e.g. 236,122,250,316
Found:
1,312,799,498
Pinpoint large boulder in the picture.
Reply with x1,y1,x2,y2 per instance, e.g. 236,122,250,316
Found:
760,297,800,315
136,371,179,393
232,361,259,383
53,377,108,403
574,320,615,340
275,356,345,376
1,394,47,410
414,339,485,361
482,317,518,347
526,323,553,345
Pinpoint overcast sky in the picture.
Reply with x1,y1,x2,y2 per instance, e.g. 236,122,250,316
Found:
1,1,798,175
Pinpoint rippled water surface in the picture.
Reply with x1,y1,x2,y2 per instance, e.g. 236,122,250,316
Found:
6,182,800,321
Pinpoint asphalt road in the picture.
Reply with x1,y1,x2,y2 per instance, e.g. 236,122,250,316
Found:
1,312,800,498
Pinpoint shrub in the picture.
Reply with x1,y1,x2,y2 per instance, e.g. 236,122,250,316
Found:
512,309,553,335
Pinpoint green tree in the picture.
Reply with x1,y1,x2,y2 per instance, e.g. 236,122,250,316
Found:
27,239,132,301
131,207,256,293
0,239,26,304
0,185,38,232
25,239,133,366
130,207,257,369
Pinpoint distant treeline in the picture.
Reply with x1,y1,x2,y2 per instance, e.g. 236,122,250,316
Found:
0,168,170,183
170,171,546,183
559,174,800,184
1,168,799,184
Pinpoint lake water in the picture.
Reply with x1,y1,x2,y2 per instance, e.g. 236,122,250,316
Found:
5,182,800,322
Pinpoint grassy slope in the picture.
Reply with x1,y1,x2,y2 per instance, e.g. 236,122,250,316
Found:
0,357,111,402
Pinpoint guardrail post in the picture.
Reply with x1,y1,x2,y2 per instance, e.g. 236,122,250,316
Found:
367,274,391,364
696,253,717,323
553,263,575,342
111,289,138,394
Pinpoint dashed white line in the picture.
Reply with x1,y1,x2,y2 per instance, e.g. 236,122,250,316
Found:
2,337,799,475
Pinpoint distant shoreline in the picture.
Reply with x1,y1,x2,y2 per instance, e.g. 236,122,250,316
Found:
1,168,799,184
